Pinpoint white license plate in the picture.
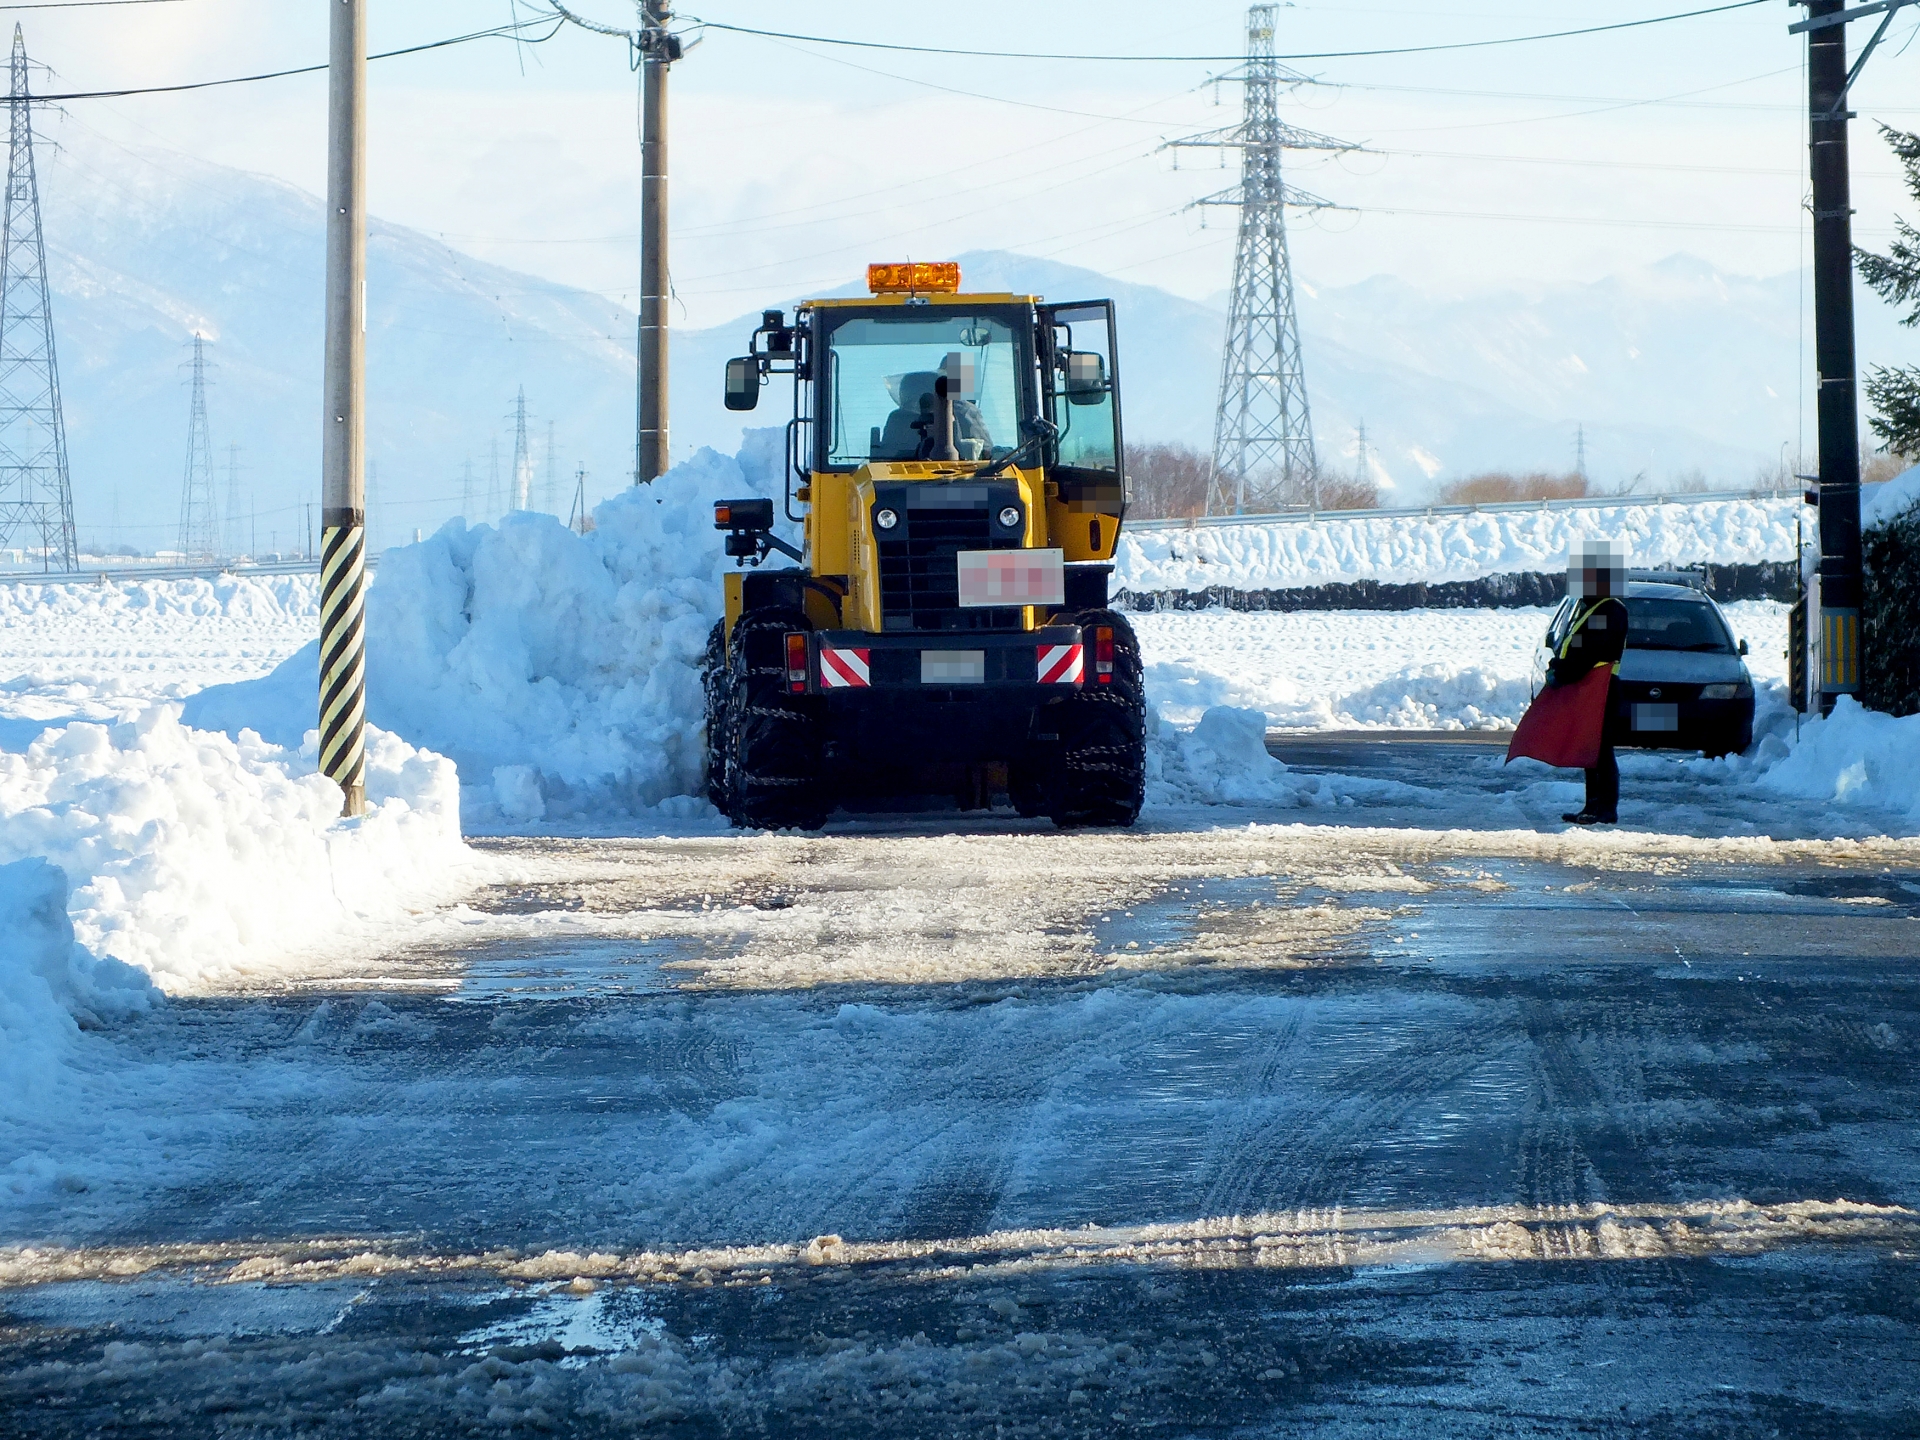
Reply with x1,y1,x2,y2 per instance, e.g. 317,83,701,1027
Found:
1633,703,1680,731
956,548,1064,607
921,650,985,684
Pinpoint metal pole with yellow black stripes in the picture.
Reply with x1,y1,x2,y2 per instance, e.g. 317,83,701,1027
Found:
319,0,367,817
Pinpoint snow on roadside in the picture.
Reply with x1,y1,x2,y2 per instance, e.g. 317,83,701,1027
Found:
1146,706,1430,811
1134,604,1789,731
183,434,789,824
1716,692,1920,827
0,707,483,994
1115,495,1797,595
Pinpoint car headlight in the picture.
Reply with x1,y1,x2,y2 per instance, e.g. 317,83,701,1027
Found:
997,505,1022,529
1699,682,1751,700
874,508,899,531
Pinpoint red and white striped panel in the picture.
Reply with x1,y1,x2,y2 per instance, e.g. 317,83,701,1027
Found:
819,646,871,688
1037,643,1083,685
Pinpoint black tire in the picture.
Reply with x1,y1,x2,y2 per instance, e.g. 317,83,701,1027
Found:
1048,609,1146,829
700,618,730,809
724,608,829,831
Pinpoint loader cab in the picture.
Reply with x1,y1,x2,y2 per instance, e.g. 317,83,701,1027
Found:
723,263,1126,573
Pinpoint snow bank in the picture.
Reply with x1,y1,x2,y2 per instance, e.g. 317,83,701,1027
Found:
0,571,319,625
1737,695,1920,825
186,433,789,822
1146,705,1428,810
0,708,476,993
1115,496,1798,594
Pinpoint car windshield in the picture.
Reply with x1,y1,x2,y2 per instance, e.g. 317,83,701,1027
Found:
822,312,1025,469
1625,596,1735,652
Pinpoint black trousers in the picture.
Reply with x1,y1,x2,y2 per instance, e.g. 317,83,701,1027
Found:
1584,744,1619,819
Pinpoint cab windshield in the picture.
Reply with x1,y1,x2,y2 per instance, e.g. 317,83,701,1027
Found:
821,310,1028,469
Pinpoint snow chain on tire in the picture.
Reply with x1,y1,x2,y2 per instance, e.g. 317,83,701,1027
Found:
1048,608,1147,829
699,618,729,809
723,607,829,831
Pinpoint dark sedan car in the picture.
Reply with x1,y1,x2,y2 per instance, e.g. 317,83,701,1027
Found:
1537,581,1756,758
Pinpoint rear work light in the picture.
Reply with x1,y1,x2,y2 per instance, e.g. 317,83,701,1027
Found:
1092,625,1114,685
785,632,809,694
867,261,961,294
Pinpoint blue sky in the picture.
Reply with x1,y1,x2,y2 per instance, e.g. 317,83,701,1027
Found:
25,1,1920,325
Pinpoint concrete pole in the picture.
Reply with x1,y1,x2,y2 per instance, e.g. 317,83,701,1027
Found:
319,0,368,816
1806,0,1863,714
636,1,672,484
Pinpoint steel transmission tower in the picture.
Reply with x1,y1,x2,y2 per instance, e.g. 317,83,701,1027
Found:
177,334,218,558
0,26,75,570
510,386,531,511
1169,5,1354,515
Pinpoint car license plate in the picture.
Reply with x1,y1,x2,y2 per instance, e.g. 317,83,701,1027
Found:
921,650,985,684
956,548,1064,607
1633,703,1679,732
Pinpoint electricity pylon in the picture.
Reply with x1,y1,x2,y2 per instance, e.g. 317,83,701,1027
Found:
224,443,244,557
510,387,532,511
1168,4,1355,515
0,25,75,570
176,334,218,558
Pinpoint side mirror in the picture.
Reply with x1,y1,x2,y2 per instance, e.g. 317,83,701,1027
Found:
1063,350,1107,406
724,356,760,412
1739,638,1749,656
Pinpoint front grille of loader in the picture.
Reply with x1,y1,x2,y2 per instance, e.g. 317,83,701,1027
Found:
877,507,1021,631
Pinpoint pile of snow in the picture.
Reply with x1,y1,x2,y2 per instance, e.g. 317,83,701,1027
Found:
0,707,476,993
186,433,790,824
0,571,319,627
1146,705,1427,810
1862,463,1920,530
1736,694,1920,826
1115,495,1798,594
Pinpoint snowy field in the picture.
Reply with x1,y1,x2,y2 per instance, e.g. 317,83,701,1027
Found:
1134,602,1789,729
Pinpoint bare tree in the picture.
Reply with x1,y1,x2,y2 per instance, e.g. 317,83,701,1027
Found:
1128,443,1212,520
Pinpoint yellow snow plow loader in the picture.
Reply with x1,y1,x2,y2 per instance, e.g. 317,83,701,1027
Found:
701,261,1144,830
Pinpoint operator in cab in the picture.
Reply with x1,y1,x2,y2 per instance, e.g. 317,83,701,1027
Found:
1549,543,1628,825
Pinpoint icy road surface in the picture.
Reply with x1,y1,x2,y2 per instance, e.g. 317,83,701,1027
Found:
5,761,1920,1436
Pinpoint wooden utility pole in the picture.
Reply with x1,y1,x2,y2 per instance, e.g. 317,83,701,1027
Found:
636,2,681,484
1803,0,1863,712
319,0,368,816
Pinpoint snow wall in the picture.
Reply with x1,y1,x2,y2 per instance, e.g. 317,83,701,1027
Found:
1114,496,1801,597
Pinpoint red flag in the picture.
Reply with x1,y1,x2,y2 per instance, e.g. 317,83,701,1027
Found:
1507,666,1612,770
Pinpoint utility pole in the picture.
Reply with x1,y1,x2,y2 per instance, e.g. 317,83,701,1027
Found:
318,0,368,818
636,1,681,484
569,463,588,533
1575,424,1588,486
460,455,474,523
1788,0,1918,712
1166,5,1354,515
1799,0,1864,712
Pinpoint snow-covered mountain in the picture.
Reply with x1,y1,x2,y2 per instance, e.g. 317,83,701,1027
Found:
34,136,1914,549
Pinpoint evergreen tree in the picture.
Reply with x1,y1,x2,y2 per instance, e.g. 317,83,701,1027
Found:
1858,125,1920,459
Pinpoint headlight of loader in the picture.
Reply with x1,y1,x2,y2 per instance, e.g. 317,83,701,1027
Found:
1699,682,1751,700
997,505,1022,529
875,508,899,531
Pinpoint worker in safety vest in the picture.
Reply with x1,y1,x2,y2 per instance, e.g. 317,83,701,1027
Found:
1548,545,1628,824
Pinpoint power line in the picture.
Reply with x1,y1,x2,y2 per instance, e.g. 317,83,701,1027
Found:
0,1,186,8
683,1,1771,64
13,17,561,102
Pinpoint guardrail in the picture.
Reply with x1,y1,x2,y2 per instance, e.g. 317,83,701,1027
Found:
0,557,371,587
1124,488,1801,532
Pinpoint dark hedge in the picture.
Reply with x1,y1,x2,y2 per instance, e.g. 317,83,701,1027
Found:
1116,561,1799,615
1864,508,1920,717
